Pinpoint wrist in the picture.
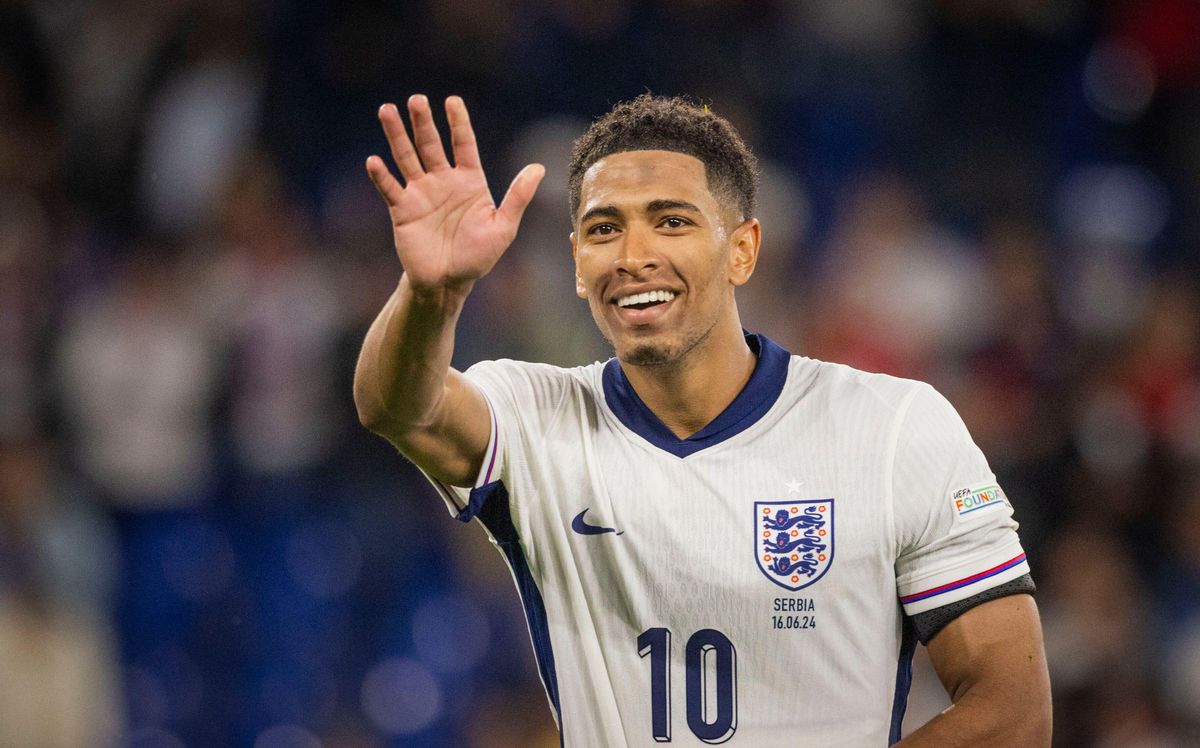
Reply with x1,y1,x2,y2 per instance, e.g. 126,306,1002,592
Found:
400,273,475,311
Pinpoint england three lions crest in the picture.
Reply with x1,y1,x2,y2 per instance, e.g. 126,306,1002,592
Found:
754,500,834,591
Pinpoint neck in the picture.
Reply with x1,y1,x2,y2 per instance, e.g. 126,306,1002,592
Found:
620,315,756,439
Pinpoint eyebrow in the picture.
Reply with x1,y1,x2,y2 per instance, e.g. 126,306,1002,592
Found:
579,205,623,225
646,199,702,215
579,199,703,225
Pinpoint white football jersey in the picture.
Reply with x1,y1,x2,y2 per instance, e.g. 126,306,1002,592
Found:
422,334,1030,747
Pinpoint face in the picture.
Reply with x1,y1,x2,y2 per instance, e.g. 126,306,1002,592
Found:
572,150,760,367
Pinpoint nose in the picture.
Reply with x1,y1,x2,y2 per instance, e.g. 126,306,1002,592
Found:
614,225,659,276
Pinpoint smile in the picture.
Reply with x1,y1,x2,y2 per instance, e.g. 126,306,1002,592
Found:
611,289,679,326
615,289,677,309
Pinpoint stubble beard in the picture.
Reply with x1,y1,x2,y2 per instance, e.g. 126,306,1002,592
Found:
619,340,678,367
608,313,722,369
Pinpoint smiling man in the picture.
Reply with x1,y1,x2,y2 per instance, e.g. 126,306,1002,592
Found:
354,94,1051,746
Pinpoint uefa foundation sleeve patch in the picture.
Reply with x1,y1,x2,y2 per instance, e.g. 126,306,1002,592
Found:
950,481,1008,522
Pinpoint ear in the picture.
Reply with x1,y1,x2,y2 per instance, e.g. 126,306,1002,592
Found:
727,218,761,287
571,231,587,298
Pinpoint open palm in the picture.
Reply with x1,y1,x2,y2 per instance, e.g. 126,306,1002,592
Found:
366,95,544,294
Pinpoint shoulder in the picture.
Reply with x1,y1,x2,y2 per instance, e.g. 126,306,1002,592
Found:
462,358,607,411
790,355,933,421
464,358,604,386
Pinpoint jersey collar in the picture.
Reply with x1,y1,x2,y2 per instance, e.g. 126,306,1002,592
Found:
601,332,791,458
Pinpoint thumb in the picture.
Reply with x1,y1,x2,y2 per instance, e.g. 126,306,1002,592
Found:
496,163,546,231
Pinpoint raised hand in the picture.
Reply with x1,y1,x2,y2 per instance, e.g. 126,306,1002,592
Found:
366,95,545,296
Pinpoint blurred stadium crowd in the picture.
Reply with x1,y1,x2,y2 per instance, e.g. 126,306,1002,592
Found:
1,0,1198,746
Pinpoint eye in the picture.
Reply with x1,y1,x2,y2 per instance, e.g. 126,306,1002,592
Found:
660,216,691,229
586,223,618,236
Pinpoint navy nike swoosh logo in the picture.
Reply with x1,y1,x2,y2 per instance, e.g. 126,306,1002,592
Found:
571,508,624,536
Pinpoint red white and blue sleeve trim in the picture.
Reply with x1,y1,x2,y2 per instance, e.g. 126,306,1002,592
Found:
899,552,1029,615
477,397,501,487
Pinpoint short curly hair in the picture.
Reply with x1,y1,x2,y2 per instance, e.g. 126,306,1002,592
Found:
567,94,758,223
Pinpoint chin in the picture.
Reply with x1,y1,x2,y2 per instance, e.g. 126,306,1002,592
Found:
614,329,693,367
610,320,720,369
618,342,677,367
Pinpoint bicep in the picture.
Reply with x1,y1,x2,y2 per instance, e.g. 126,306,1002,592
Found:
925,593,1051,713
383,367,494,487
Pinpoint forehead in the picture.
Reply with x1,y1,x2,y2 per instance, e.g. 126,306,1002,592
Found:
578,150,716,216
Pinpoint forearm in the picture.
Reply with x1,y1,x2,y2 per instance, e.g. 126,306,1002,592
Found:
353,273,471,435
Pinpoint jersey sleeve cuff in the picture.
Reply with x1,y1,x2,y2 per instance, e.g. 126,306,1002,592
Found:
897,546,1030,616
418,394,503,521
911,573,1036,644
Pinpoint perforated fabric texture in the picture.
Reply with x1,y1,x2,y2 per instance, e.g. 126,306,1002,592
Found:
912,573,1036,645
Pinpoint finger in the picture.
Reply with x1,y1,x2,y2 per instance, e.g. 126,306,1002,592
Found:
497,163,546,231
445,96,481,170
365,155,403,205
378,104,423,182
407,94,451,172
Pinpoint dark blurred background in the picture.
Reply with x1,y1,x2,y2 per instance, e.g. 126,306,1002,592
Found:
1,0,1198,746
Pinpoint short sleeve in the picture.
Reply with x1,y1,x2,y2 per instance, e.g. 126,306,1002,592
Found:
417,359,571,522
892,383,1030,616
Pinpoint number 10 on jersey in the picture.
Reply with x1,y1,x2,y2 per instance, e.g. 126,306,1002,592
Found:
637,627,738,743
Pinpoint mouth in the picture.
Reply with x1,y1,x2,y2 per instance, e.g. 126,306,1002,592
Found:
611,289,678,325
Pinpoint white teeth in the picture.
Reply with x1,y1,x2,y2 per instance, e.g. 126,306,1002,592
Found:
616,290,677,308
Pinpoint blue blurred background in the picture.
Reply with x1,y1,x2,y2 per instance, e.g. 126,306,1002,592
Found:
1,0,1199,746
